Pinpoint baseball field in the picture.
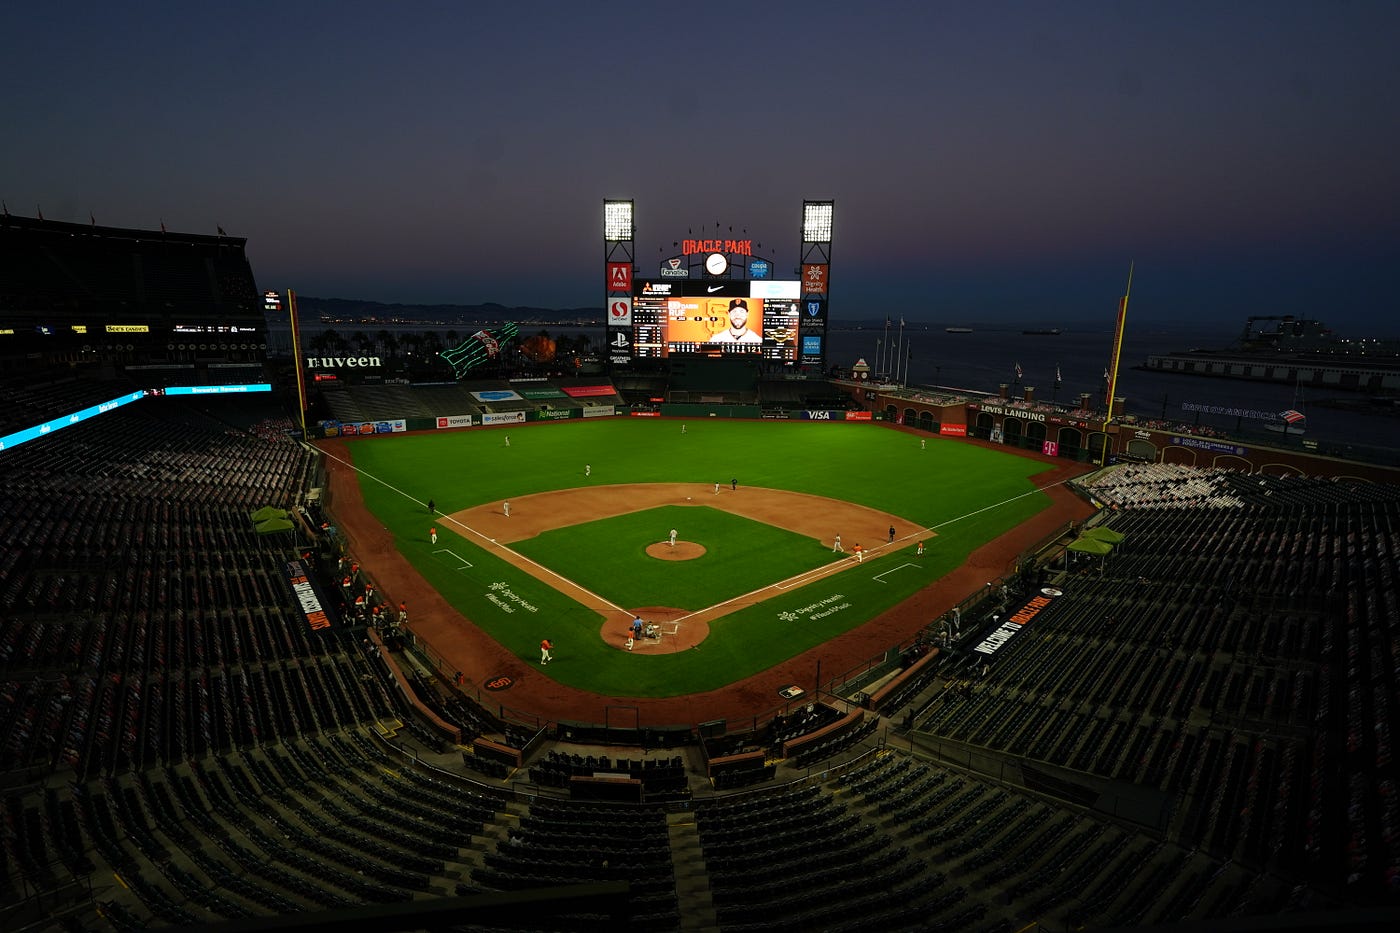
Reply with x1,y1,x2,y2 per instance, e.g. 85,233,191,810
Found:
328,418,1071,700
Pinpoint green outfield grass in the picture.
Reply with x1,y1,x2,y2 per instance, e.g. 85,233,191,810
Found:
342,418,1056,697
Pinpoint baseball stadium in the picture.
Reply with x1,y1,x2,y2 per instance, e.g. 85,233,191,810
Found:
2,206,1399,933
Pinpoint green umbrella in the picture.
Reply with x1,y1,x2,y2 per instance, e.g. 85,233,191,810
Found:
1067,537,1114,555
254,517,296,534
1082,526,1125,544
250,506,288,523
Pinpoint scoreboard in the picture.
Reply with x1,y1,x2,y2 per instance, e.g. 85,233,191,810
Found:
611,279,821,365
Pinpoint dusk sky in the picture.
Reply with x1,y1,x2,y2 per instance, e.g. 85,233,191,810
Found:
5,1,1398,334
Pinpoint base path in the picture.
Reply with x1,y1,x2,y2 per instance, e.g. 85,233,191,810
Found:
319,438,1096,726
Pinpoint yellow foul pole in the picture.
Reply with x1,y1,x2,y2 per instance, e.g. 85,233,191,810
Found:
1104,262,1134,425
1101,262,1134,463
286,289,308,440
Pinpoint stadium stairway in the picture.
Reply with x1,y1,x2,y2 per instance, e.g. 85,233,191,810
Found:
667,814,720,932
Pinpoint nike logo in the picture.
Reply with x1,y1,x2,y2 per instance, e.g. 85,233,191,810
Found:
707,285,723,293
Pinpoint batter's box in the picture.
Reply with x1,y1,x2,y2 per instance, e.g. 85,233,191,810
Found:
433,548,474,569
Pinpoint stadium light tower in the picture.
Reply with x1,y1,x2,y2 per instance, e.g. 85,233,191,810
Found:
603,199,636,371
798,199,834,372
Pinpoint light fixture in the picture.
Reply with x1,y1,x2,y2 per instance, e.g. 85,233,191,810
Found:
604,200,634,241
802,201,833,242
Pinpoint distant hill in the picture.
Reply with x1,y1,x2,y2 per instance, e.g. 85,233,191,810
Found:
292,296,602,325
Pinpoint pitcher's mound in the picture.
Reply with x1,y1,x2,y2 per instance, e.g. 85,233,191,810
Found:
646,541,705,560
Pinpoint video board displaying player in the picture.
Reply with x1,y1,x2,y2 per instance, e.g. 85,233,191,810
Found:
666,295,764,354
631,279,800,361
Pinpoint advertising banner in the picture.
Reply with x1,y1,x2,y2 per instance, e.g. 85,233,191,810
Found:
533,408,574,421
319,419,407,437
436,414,475,429
482,411,527,426
607,262,632,292
972,592,1056,658
284,560,337,632
582,406,615,418
607,297,632,326
516,387,568,400
1169,436,1249,455
470,389,524,403
845,411,872,421
560,385,616,398
940,423,968,436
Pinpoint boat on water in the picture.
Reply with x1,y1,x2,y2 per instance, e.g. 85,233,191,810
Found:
946,327,973,334
1142,315,1400,394
1023,328,1061,335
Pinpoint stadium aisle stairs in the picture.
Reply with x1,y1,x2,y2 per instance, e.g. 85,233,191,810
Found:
667,812,720,932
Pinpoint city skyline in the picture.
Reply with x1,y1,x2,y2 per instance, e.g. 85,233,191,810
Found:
4,1,1398,334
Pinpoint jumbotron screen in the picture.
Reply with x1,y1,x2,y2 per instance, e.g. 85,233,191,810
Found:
628,280,802,361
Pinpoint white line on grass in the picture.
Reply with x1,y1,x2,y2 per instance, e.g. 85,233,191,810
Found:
432,548,474,569
311,443,632,616
873,563,918,583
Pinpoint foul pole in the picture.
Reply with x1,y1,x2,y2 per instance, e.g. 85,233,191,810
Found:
1100,263,1134,465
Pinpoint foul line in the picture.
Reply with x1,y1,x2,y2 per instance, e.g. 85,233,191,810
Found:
311,443,632,618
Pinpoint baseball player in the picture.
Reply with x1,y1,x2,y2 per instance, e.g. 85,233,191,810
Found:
833,534,843,553
430,527,437,544
669,528,678,547
540,638,553,664
503,501,510,517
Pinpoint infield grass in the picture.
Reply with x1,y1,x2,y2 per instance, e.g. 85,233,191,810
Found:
342,418,1057,697
512,506,831,610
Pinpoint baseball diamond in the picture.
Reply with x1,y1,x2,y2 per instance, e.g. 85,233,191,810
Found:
319,417,1096,725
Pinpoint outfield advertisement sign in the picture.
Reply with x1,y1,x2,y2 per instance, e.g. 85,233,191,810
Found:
471,389,524,403
582,406,615,418
436,414,475,429
481,411,526,426
1169,436,1249,456
516,387,568,400
940,423,967,436
561,385,616,398
320,419,407,437
845,411,871,421
533,408,574,421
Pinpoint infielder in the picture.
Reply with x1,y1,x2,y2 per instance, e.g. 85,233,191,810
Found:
503,501,511,517
833,534,843,553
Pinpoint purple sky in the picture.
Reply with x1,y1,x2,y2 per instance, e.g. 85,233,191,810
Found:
5,1,1398,333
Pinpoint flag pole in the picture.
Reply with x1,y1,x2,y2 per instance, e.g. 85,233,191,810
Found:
881,317,891,380
895,318,905,385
